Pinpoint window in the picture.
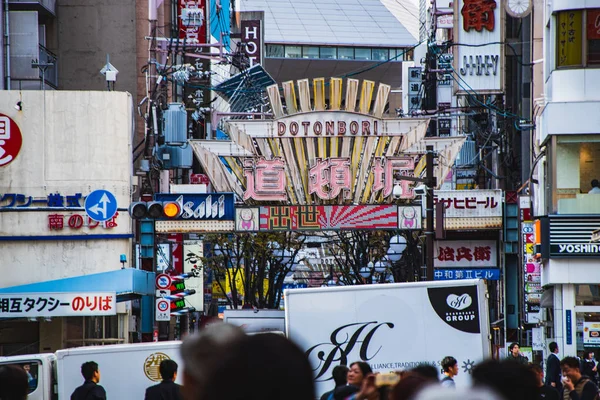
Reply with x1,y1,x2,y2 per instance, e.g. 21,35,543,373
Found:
303,46,319,59
0,362,41,394
284,46,302,58
355,48,371,60
372,48,389,61
65,316,123,347
266,45,284,57
555,9,600,68
320,47,337,59
338,47,354,59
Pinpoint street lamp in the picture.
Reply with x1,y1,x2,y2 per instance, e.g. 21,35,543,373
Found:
393,145,436,281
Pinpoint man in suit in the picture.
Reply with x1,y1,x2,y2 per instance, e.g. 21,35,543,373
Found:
145,359,183,400
545,341,562,392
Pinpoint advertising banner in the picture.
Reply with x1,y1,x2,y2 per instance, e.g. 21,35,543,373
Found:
183,240,204,311
0,292,116,317
434,240,497,268
583,321,600,344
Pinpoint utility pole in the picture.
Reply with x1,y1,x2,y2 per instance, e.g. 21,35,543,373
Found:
425,145,436,281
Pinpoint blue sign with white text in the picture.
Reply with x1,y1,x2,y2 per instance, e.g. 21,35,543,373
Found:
154,193,235,220
84,190,118,222
434,268,500,281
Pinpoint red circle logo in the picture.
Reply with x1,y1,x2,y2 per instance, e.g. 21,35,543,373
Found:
0,114,22,167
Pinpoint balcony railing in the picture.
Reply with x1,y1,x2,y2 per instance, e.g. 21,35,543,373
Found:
35,44,58,88
557,193,600,214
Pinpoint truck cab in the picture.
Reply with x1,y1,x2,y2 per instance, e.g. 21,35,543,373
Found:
0,353,57,400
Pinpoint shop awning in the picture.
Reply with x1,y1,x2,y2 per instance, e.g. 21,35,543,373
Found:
0,269,156,302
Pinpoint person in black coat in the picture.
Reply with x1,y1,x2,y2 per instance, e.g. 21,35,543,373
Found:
545,342,562,392
71,361,106,400
145,359,183,400
580,350,598,385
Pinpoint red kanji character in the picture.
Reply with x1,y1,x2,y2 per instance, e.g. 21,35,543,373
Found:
86,296,99,311
48,214,64,230
88,217,100,229
456,247,473,262
103,212,118,229
437,247,455,261
461,0,497,32
474,246,492,261
101,296,113,311
68,214,84,229
71,296,85,311
486,196,499,208
465,197,477,209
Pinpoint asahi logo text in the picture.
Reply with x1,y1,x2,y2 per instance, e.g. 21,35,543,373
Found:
558,244,600,254
305,321,394,380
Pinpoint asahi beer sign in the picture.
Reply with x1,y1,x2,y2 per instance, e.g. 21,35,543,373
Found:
455,0,503,93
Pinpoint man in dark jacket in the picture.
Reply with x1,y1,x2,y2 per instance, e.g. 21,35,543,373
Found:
560,356,599,400
545,342,562,392
506,342,529,365
320,365,350,400
71,361,106,400
145,359,183,400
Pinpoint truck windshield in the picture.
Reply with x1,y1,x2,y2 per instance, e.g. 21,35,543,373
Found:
1,361,41,394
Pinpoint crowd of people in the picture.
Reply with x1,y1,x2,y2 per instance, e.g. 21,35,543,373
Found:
2,326,600,400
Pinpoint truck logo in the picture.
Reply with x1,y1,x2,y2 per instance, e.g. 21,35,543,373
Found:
144,352,172,382
428,286,480,334
305,321,394,380
447,294,472,310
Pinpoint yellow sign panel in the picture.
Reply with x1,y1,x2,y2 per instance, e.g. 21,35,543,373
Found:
557,10,583,67
144,352,171,382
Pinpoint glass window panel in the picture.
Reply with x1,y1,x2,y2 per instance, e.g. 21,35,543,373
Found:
284,46,302,58
404,48,414,61
355,48,371,60
303,46,319,59
320,47,337,59
338,47,354,60
266,44,284,57
372,48,389,61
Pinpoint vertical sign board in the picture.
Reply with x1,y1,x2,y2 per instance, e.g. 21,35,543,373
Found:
566,310,572,345
455,0,503,92
183,240,204,311
407,67,422,112
241,20,262,67
178,0,207,44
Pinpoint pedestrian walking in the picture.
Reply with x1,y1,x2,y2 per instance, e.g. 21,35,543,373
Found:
581,351,599,386
319,365,351,400
0,365,29,400
70,361,106,400
440,356,458,388
529,364,559,400
506,342,529,365
545,342,562,391
144,359,183,400
560,356,599,400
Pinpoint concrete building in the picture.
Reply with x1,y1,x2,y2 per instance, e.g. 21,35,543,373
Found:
534,0,600,358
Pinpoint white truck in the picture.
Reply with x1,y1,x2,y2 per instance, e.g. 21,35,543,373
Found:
223,309,285,333
0,341,183,399
284,279,491,395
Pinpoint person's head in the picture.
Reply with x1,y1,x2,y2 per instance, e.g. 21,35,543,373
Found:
508,342,520,356
347,361,372,387
528,364,544,387
389,372,429,400
411,364,439,381
561,356,582,382
472,359,539,400
585,350,595,360
181,324,315,400
80,361,100,383
332,365,349,386
22,364,30,373
549,341,558,354
159,359,178,381
0,365,28,400
441,356,458,376
592,179,599,188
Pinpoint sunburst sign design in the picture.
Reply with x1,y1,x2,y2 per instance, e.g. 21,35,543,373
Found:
506,0,532,18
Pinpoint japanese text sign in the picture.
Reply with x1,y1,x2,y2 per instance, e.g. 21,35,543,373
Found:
557,10,583,67
154,193,234,220
434,268,500,280
434,189,502,218
0,292,116,317
434,240,497,268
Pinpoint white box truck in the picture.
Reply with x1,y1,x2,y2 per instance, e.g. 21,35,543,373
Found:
0,341,182,399
284,279,491,395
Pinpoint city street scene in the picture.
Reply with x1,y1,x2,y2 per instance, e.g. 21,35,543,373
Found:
0,0,599,399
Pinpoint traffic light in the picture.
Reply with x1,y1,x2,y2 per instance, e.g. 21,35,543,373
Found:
129,201,182,219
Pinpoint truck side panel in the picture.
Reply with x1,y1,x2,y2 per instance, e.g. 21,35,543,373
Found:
56,342,183,399
284,279,491,396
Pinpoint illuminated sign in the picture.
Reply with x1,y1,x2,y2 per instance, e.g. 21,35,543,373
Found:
154,193,235,220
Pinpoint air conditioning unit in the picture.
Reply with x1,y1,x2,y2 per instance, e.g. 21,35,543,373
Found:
163,103,187,144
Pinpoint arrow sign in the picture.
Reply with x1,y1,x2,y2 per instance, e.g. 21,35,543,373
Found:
84,190,118,222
